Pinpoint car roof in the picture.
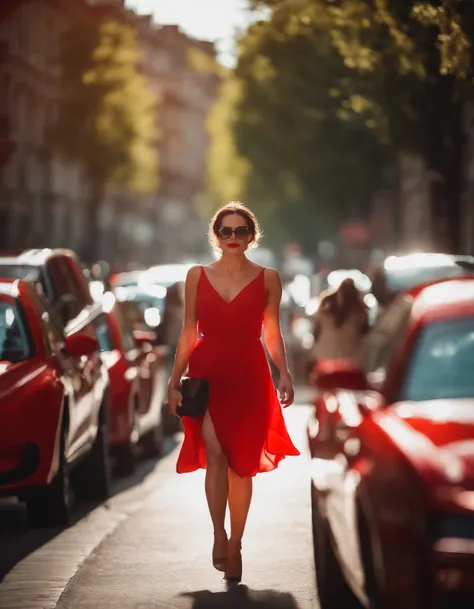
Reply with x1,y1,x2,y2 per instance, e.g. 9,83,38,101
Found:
413,278,474,321
0,248,77,266
0,278,26,298
384,252,474,270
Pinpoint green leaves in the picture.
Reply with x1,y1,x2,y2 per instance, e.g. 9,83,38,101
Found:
55,18,159,193
206,0,390,250
412,1,471,79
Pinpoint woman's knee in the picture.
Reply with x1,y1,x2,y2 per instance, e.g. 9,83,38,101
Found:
206,443,225,466
228,468,251,481
202,412,226,465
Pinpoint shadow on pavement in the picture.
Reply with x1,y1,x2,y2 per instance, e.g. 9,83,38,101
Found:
0,434,179,583
181,585,300,609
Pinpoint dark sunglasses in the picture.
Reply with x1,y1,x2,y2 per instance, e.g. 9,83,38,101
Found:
217,226,250,240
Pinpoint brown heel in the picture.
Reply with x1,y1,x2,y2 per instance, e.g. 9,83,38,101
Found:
212,531,228,572
224,539,242,583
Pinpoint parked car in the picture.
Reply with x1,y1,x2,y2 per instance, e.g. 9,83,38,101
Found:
0,248,100,330
109,270,145,289
370,252,474,310
0,279,110,527
98,293,167,474
308,278,474,609
139,263,195,290
113,284,166,336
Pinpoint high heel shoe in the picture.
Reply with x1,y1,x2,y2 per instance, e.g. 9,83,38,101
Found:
224,539,242,583
212,531,228,572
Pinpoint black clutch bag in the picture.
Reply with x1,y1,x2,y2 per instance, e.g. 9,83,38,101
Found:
177,377,209,418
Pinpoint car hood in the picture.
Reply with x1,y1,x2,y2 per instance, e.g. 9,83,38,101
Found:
0,360,25,376
0,359,49,402
381,399,474,486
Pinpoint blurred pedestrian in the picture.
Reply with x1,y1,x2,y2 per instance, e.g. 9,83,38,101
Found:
309,278,369,444
313,277,369,365
167,201,300,583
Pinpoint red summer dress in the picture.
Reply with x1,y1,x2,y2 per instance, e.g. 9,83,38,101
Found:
176,266,300,477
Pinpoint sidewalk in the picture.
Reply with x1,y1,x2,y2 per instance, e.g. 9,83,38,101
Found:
55,407,318,609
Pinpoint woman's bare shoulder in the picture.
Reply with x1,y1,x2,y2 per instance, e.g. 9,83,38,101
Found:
261,266,280,279
185,265,202,283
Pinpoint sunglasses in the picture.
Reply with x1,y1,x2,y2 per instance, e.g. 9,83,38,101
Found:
217,226,250,240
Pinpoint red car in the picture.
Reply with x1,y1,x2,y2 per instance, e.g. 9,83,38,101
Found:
0,248,98,330
0,279,110,527
308,278,474,609
99,293,167,475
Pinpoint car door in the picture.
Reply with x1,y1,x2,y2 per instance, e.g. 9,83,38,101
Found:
31,290,85,457
42,257,100,448
114,305,150,415
324,296,414,592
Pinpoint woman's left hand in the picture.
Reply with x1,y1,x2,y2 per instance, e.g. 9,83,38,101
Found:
278,372,295,407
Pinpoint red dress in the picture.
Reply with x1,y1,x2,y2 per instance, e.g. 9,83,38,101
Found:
176,266,300,477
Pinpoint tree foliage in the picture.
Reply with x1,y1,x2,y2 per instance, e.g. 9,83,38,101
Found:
210,0,474,251
56,18,159,194
207,1,391,252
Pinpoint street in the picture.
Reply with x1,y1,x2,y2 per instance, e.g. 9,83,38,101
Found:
0,399,318,609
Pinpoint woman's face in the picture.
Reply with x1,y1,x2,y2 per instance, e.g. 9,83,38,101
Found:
216,213,252,254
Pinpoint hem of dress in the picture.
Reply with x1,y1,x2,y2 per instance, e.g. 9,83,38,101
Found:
176,451,298,478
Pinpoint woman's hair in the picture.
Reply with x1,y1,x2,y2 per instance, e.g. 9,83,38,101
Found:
319,278,366,327
208,201,262,250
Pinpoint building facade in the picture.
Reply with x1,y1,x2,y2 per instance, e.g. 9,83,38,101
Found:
0,0,219,266
0,0,91,252
139,21,220,262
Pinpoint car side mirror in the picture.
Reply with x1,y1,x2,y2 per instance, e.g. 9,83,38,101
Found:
313,359,369,392
64,333,99,357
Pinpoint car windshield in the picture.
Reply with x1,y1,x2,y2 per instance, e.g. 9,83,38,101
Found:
400,317,474,401
0,298,32,362
0,264,41,282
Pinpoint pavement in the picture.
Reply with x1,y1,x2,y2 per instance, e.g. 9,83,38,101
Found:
0,396,318,609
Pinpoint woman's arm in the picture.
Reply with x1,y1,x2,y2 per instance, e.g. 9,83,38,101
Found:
168,266,200,389
262,269,294,406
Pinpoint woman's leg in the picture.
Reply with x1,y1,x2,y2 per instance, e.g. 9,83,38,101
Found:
227,469,253,543
202,411,228,566
225,469,252,581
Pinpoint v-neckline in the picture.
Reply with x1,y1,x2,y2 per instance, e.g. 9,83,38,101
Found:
201,267,264,305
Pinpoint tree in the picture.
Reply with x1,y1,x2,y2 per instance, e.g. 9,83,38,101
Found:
251,0,474,251
207,2,391,254
55,16,159,261
320,0,474,251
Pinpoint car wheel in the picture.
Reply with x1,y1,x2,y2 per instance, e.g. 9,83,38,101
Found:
141,420,164,458
26,427,72,528
74,406,111,501
311,485,362,609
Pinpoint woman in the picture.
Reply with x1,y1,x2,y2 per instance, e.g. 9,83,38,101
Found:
167,202,300,583
313,277,369,363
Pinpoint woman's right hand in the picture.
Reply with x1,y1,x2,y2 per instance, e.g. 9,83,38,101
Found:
167,383,183,416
